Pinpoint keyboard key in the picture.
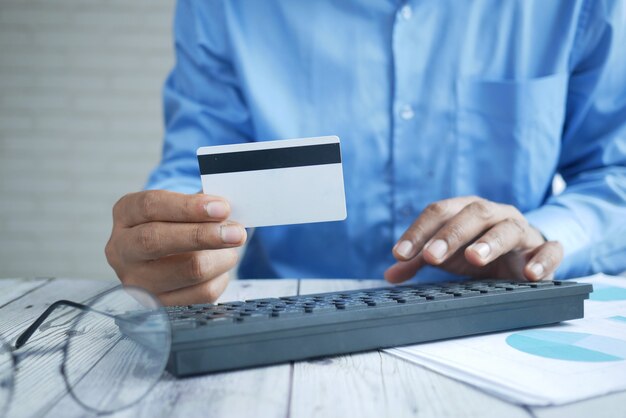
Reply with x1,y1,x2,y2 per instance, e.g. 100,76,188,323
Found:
372,298,398,306
305,305,337,313
530,281,555,288
479,287,506,294
245,298,283,304
426,293,454,300
449,290,481,297
236,312,269,322
273,308,306,318
402,296,427,303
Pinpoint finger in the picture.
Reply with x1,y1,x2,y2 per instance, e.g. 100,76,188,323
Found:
422,200,520,265
158,272,232,306
464,218,529,266
384,253,426,284
123,249,238,294
393,196,483,261
523,241,563,281
123,221,247,261
114,190,230,227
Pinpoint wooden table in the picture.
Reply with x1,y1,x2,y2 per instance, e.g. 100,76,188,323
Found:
1,277,624,418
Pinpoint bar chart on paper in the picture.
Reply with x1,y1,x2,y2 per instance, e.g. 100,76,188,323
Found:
386,274,626,406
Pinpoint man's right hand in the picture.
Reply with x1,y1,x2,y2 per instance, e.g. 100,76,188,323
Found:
105,190,247,306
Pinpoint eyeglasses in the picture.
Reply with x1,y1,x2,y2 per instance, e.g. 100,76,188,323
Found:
0,286,171,416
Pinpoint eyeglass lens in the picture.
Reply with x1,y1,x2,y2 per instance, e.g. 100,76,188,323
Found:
62,287,171,414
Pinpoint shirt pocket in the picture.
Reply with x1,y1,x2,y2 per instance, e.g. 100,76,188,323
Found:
455,73,568,210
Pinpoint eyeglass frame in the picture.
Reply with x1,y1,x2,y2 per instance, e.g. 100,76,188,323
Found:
1,285,170,416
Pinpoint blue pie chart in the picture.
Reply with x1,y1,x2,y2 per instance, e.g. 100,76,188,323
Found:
506,330,626,362
589,284,626,301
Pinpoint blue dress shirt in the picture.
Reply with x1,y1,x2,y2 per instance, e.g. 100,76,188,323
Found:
147,0,626,281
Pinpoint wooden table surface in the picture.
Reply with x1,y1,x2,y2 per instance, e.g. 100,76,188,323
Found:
1,277,624,418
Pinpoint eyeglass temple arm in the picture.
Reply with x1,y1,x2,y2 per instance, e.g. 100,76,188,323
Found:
14,300,113,349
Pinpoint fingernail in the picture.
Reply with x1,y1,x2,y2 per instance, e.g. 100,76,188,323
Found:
426,239,448,260
220,224,243,244
206,201,228,218
529,263,544,278
395,240,414,259
472,242,491,259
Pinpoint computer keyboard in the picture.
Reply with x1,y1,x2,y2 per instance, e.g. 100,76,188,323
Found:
163,279,592,377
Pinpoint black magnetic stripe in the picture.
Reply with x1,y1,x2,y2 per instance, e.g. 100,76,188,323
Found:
198,143,341,175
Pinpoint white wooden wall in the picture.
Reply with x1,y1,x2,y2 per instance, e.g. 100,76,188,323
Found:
0,0,175,279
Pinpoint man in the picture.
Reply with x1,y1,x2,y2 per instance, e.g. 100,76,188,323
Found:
106,1,626,305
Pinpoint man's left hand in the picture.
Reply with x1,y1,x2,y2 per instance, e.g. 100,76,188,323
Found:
384,196,563,283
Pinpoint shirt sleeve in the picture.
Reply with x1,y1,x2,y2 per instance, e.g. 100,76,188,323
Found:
525,0,626,278
145,0,253,194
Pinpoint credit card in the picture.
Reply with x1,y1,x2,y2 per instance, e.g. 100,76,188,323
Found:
197,136,347,227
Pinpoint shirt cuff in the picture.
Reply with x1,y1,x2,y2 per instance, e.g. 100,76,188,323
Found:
524,205,592,279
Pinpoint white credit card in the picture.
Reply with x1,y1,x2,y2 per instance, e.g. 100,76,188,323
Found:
197,136,347,228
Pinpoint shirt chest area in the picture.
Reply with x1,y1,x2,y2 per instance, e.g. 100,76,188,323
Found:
229,0,577,123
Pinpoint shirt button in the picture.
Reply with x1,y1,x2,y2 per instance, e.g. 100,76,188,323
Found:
399,5,412,20
400,105,415,120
